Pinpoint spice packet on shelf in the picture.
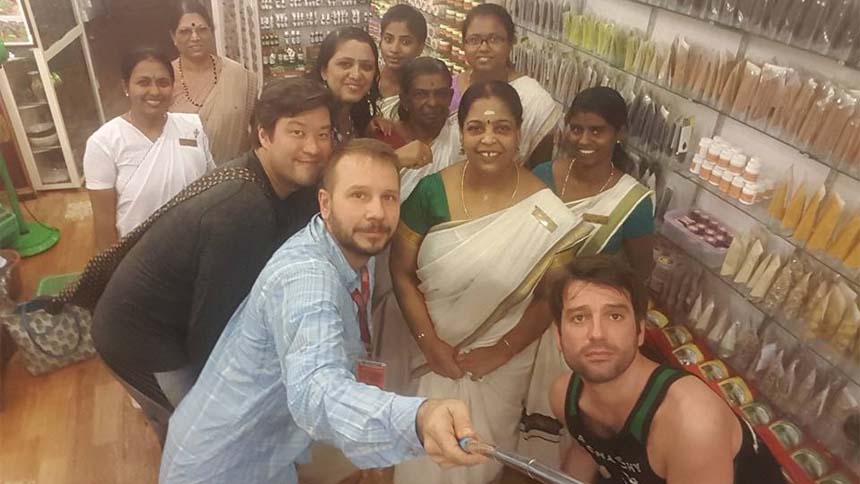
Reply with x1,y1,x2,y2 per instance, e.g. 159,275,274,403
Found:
692,297,716,336
728,319,761,372
804,278,833,338
784,77,823,142
730,61,762,120
718,59,745,112
762,256,802,315
783,271,813,321
809,90,858,160
767,69,803,135
832,303,860,357
747,64,791,128
706,309,731,349
796,84,838,150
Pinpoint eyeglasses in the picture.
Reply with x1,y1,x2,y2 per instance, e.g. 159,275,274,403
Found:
176,25,211,39
463,34,508,47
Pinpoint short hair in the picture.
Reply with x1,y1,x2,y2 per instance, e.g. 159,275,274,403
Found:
462,3,516,44
252,78,333,148
457,80,523,129
121,47,174,83
381,4,428,44
398,57,452,121
548,255,648,328
170,0,214,32
322,138,400,191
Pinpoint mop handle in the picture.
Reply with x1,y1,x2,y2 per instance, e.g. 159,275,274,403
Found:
458,437,590,484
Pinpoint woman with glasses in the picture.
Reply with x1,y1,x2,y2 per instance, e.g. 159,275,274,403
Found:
169,0,258,165
451,3,562,168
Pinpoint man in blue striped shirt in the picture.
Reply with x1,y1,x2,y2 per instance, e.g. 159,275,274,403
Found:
160,139,485,483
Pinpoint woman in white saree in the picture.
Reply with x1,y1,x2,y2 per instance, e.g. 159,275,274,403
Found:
388,81,589,484
519,87,656,468
85,48,214,252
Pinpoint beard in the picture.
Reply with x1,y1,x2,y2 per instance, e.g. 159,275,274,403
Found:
328,211,394,258
562,341,637,384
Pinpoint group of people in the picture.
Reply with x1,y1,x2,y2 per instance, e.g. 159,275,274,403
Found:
66,1,787,483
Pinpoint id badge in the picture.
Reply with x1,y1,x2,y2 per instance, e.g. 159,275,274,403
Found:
356,359,386,389
179,137,198,147
583,213,610,225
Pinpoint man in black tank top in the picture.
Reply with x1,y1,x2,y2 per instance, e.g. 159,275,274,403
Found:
545,255,786,484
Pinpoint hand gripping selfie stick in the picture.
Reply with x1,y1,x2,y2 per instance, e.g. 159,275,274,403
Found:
458,437,590,484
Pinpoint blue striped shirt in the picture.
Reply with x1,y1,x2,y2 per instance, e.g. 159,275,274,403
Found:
160,215,426,483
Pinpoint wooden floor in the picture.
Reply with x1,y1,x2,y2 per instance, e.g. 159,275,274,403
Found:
0,190,538,484
0,190,162,484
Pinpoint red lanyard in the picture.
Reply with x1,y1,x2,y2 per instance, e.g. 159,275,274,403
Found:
350,267,371,351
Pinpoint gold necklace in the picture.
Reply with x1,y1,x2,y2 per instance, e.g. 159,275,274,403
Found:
460,160,520,219
560,158,616,199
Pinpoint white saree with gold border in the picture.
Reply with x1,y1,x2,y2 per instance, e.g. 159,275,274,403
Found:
392,189,590,484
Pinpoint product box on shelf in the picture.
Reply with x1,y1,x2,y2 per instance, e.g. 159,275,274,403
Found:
661,208,731,269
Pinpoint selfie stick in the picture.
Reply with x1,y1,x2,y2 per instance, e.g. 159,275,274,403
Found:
458,437,589,484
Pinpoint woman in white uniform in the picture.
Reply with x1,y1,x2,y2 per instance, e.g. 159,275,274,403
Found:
85,47,214,251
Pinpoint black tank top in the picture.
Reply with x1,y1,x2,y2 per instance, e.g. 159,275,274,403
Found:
564,365,786,484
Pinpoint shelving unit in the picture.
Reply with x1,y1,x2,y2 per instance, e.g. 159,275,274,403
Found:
0,0,104,191
257,0,371,79
505,0,860,480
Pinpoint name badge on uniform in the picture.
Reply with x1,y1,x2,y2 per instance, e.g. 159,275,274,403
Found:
356,359,386,389
179,138,198,147
531,206,558,233
583,213,610,225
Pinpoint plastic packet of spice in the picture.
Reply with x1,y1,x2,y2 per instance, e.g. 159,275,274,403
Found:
825,0,860,60
763,0,793,38
796,85,838,151
728,319,760,373
705,0,722,20
777,0,812,44
809,90,858,159
794,0,830,48
718,59,744,112
748,64,790,128
719,0,738,24
745,0,770,33
785,78,827,143
731,61,762,120
767,69,803,135
672,36,692,92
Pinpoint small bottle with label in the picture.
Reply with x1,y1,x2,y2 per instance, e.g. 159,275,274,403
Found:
729,153,748,175
729,175,745,199
700,160,714,181
690,154,704,175
720,170,733,193
739,182,759,205
710,166,724,186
